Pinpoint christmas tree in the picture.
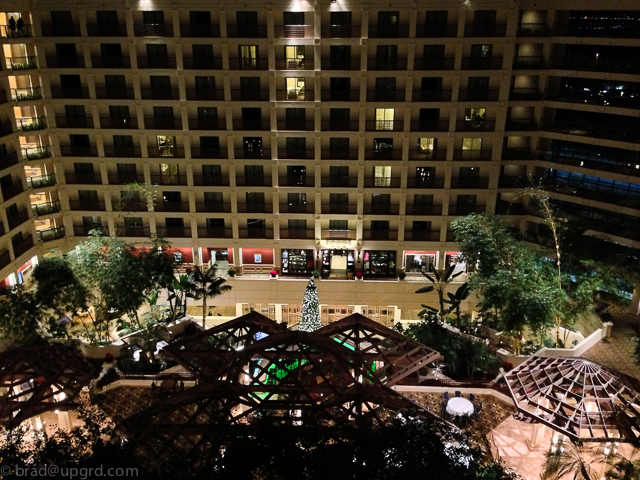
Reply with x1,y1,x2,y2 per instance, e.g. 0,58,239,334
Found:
299,278,322,332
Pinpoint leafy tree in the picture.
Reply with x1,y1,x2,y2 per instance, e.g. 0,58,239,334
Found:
605,449,640,480
185,264,232,327
542,441,601,480
165,274,191,322
416,264,465,320
299,278,322,332
446,282,471,325
0,286,47,347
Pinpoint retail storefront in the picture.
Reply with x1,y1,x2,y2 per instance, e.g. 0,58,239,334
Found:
404,250,436,274
363,250,396,277
281,249,315,276
321,249,355,279
240,248,275,272
445,251,466,274
202,248,233,271
167,247,194,264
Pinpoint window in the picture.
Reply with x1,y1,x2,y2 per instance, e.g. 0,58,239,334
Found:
202,165,222,183
154,106,173,119
288,192,307,205
204,191,223,204
246,192,265,207
470,44,492,58
421,77,442,91
51,11,72,24
330,220,348,230
162,191,182,203
373,166,392,187
375,77,396,101
56,43,77,58
375,108,394,131
74,163,94,175
330,166,349,186
371,220,390,230
190,11,211,26
109,105,129,119
373,138,393,159
413,220,431,231
143,11,164,25
100,43,121,57
462,138,483,150
473,10,496,35
288,219,307,232
329,45,351,69
157,135,176,157
192,44,214,58
159,164,180,183
197,107,217,120
113,135,133,147
416,167,435,182
60,74,81,88
117,163,137,175
97,11,118,26
377,11,399,37
241,108,262,129
285,77,305,100
423,44,445,62
418,138,436,157
146,44,168,58
414,194,434,206
330,78,351,101
206,218,225,229
165,218,185,228
244,166,264,186
78,190,99,206
467,77,490,100
457,194,477,205
330,138,350,157
200,136,219,151
464,108,486,128
286,138,306,157
286,166,306,185
236,12,259,37
65,105,85,118
372,193,391,206
426,11,448,26
239,46,258,70
331,12,352,25
283,12,304,25
70,134,90,147
243,137,262,157
105,74,126,89
247,218,266,232
376,45,398,69
459,166,479,178
124,217,143,229
330,193,348,205
150,75,171,90
285,46,305,69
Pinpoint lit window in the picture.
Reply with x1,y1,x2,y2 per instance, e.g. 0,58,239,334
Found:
286,77,305,100
462,138,482,150
285,46,305,69
374,166,392,187
239,45,258,69
375,108,394,131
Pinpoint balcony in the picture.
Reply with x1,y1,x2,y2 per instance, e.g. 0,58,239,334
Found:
195,202,231,213
6,56,37,70
460,57,503,70
32,201,61,216
416,24,458,38
46,55,85,68
277,148,315,160
276,120,315,131
320,58,361,71
228,58,268,70
540,120,640,144
411,90,452,102
410,120,449,132
321,229,356,240
7,209,29,229
2,182,23,201
450,177,490,189
107,173,144,184
366,58,408,71
154,201,190,213
549,56,640,74
320,25,361,38
449,204,486,215
193,174,229,186
363,230,398,241
137,56,177,69
27,174,56,189
99,117,138,129
232,119,271,131
406,205,443,216
367,24,410,38
279,203,314,214
0,250,8,270
536,149,640,178
0,90,7,104
0,121,12,138
365,90,406,102
0,151,18,169
414,57,455,70
274,25,314,38
11,87,42,101
50,86,89,99
41,22,81,36
226,25,268,38
408,149,448,161
65,173,102,185
553,22,640,39
192,147,225,159
320,90,360,102
495,200,526,215
117,226,151,237
55,116,94,128
455,119,496,132
140,87,179,100
133,23,174,37
321,203,357,214
149,174,187,185
73,224,108,236
12,235,34,257
364,149,403,161
39,226,65,242
363,204,400,214
188,118,224,130
278,175,314,187
112,199,147,212
104,145,142,158
458,89,500,102
197,227,232,238
365,120,404,132
464,23,507,37
280,229,314,240
156,226,192,238
275,89,315,101
509,88,541,101
452,149,492,161
516,23,549,37
22,146,51,160
1,23,32,38
234,148,271,160
95,86,134,99
230,89,270,101
238,228,274,239
235,176,271,187
87,23,128,36
513,56,546,69
144,117,181,130
505,119,538,131
498,175,532,189
502,148,532,160
59,145,98,157
179,24,221,38
321,149,359,160
321,176,358,188
545,89,640,110
183,57,223,70
275,58,312,70
185,89,224,101
404,230,441,241
17,116,46,131
69,200,106,211
406,177,445,188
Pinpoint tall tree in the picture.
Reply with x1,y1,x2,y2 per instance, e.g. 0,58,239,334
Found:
185,264,232,327
299,278,322,332
415,264,465,321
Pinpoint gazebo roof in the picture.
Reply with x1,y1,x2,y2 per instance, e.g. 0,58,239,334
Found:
0,343,95,427
504,356,640,443
317,313,443,386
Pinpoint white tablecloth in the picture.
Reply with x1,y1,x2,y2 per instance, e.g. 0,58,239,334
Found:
446,397,474,417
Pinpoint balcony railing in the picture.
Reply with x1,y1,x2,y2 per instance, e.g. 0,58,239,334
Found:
65,173,102,185
278,175,314,187
107,173,144,184
27,174,56,189
0,24,33,38
68,200,106,211
7,209,29,229
461,57,503,70
228,58,268,70
320,90,360,102
117,226,151,237
197,227,232,238
6,56,37,70
362,230,398,241
59,145,98,157
46,55,86,68
140,87,179,100
509,88,542,100
50,86,89,99
275,89,315,101
548,56,640,74
536,149,640,178
73,224,108,236
279,203,314,214
321,203,357,214
232,119,271,131
137,56,177,69
149,174,187,185
455,119,496,132
235,176,271,187
320,229,356,240
191,148,225,159
415,24,458,38
406,205,443,215
410,120,449,132
87,23,128,36
188,118,225,130
513,56,546,69
154,201,190,213
367,24,410,38
505,119,538,131
280,229,314,239
226,25,268,38
320,120,359,132
411,89,452,102
55,116,94,128
553,22,640,39
463,23,507,37
99,117,138,129
17,116,46,131
458,89,500,101
275,58,312,70
414,57,455,70
320,149,359,160
185,89,224,101
0,151,19,169
320,58,361,70
104,146,142,158
364,149,403,161
39,226,65,242
32,201,61,216
320,176,358,188
276,120,315,131
183,57,223,70
449,204,486,215
144,118,181,130
452,149,493,161
22,146,51,160
516,23,549,36
502,148,532,160
366,90,406,102
234,148,271,160
230,89,270,101
366,58,408,71
95,86,134,99
274,25,314,38
450,177,490,189
12,235,34,257
363,204,400,214
404,230,441,241
406,177,445,188
11,87,42,101
41,22,81,36
238,228,274,239
365,119,404,132
156,226,192,238
195,202,231,213
179,24,221,38
545,89,640,110
409,149,448,161
320,25,361,38
277,148,315,160
193,175,229,186
133,23,174,37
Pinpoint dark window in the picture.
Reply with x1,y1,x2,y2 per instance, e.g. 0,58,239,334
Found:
376,45,398,69
0,174,12,189
60,74,81,88
74,163,94,174
162,191,182,203
286,108,305,129
330,219,348,230
143,11,164,25
244,165,264,177
237,12,258,25
206,218,225,228
286,166,306,185
283,12,304,25
193,44,213,58
375,77,396,100
124,217,143,227
330,77,351,100
56,43,77,57
5,203,18,217
473,10,496,35
243,137,262,156
470,44,492,58
423,44,445,59
330,193,348,204
286,138,306,156
195,76,216,90
100,44,122,57
105,75,126,89
371,193,391,205
468,76,489,91
165,218,185,228
416,167,435,181
190,11,211,26
413,220,431,231
51,11,72,24
288,192,307,205
240,77,261,100
377,11,399,37
246,192,265,205
197,107,217,119
414,194,433,205
65,105,85,118
459,166,479,178
330,138,349,156
331,12,352,25
200,136,219,149
154,106,173,119
330,108,350,129
426,11,448,26
70,134,90,147
241,108,262,129
202,165,222,182
371,220,389,230
117,163,137,174
113,135,133,147
109,105,129,118
146,44,168,58
97,11,118,25
457,194,477,205
150,75,171,89
288,219,307,230
78,190,98,203
204,191,223,204
330,45,351,69
421,77,442,90
330,166,349,184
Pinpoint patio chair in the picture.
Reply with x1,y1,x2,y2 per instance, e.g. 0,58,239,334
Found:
468,393,475,403
471,403,483,419
443,391,449,401
455,390,461,397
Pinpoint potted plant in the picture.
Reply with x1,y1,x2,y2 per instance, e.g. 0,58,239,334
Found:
398,271,407,281
355,272,363,280
270,270,278,279
227,267,236,277
312,269,321,279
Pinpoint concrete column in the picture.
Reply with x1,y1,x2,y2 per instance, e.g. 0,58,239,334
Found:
57,410,72,430
628,280,640,315
527,422,546,450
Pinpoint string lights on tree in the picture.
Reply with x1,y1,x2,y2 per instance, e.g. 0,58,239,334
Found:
299,278,322,332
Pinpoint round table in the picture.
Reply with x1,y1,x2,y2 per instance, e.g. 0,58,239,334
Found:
446,397,474,417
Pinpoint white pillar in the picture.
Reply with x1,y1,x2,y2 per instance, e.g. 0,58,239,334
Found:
57,410,72,430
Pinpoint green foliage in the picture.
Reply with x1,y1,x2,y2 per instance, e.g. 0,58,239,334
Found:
416,264,465,320
0,286,47,347
299,278,322,332
312,269,321,278
398,271,407,280
185,264,232,327
227,267,236,277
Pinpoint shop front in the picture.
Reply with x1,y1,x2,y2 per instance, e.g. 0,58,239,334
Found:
321,249,355,279
202,248,233,272
240,248,275,273
363,250,396,277
445,251,466,274
404,250,436,274
281,249,315,276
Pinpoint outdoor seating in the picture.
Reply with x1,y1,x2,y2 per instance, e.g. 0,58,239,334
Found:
455,390,461,397
443,391,449,401
468,393,475,402
471,402,483,419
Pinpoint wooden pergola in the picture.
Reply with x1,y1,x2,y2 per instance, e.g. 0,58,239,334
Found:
504,356,640,444
0,344,95,427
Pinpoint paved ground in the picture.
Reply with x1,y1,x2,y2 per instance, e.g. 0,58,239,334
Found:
582,309,640,380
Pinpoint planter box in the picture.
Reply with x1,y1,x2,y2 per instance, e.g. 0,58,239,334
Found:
80,343,128,360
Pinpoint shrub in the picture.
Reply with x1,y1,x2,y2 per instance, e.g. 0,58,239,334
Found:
227,267,236,277
312,269,321,278
398,271,407,280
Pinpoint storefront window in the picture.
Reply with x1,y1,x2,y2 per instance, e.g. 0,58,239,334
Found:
445,251,467,274
405,252,435,273
321,249,355,279
281,249,314,275
363,250,396,276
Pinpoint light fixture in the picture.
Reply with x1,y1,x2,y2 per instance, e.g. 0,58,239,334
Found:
332,0,336,3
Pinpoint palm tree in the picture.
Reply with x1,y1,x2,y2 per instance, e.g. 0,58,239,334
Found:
605,448,640,480
542,440,600,480
415,264,465,320
185,265,232,327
